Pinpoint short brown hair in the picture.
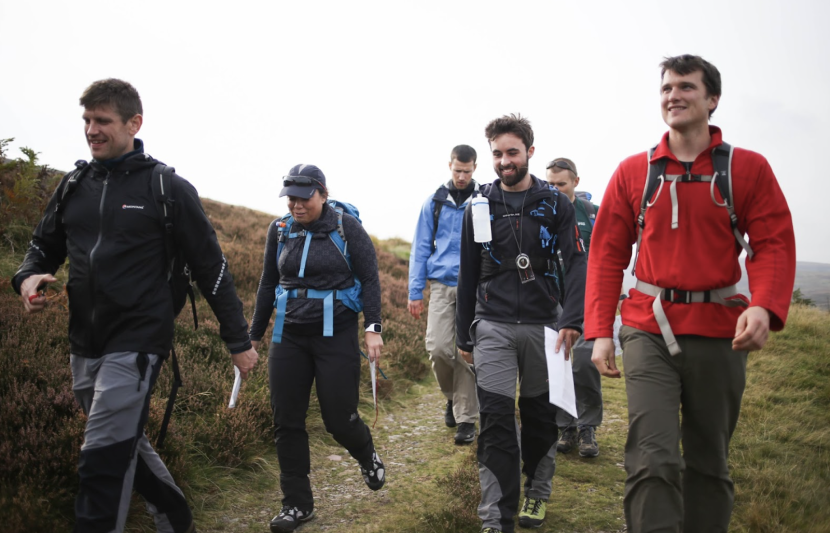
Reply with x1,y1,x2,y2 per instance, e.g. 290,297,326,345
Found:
484,113,534,151
79,79,143,123
659,55,721,117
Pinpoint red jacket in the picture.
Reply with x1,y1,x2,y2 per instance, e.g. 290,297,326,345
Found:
584,127,796,340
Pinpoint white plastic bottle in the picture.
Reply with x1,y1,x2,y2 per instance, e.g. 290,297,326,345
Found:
471,196,492,243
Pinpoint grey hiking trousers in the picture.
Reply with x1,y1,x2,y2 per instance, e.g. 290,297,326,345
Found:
619,326,747,533
71,351,192,533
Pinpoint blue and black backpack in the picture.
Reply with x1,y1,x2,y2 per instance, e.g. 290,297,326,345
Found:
271,199,365,342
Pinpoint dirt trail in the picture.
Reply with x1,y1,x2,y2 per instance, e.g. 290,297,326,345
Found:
202,380,470,533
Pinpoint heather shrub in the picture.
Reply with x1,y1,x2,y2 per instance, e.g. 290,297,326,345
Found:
419,443,481,532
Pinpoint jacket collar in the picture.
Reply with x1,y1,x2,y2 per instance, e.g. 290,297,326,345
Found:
650,125,723,164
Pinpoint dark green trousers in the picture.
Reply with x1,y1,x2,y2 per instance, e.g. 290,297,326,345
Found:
619,326,748,533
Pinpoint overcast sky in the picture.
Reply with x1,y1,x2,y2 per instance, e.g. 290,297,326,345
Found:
2,0,828,263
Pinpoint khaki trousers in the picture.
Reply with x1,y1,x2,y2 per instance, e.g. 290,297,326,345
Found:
619,326,747,533
425,280,478,423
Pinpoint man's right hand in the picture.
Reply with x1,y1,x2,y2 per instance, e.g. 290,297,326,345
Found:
591,337,621,378
232,347,259,380
459,349,473,365
20,273,57,314
408,299,424,320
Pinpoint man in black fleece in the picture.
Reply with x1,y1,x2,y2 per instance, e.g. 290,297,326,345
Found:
14,79,257,533
456,114,587,533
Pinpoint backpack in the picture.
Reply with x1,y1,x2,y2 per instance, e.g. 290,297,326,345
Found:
270,199,364,343
431,182,481,253
573,191,596,226
54,161,197,448
631,141,754,275
478,183,566,279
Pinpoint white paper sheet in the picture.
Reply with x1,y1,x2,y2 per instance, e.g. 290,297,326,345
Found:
370,359,377,409
228,366,242,408
544,327,578,418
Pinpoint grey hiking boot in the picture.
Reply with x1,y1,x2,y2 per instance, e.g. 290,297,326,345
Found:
557,426,578,454
270,505,315,532
454,422,476,445
445,399,456,427
578,425,599,458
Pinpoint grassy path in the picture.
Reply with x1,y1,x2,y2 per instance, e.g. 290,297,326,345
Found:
179,360,630,533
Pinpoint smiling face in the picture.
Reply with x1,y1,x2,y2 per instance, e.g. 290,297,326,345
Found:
82,104,142,161
490,133,534,189
660,69,719,134
288,189,326,225
449,158,476,189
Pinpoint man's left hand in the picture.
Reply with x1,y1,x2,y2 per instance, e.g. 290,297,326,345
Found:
556,328,581,360
733,306,771,351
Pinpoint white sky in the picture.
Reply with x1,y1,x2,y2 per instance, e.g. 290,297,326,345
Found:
2,0,828,263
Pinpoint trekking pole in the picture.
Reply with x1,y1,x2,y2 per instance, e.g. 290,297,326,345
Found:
228,366,242,408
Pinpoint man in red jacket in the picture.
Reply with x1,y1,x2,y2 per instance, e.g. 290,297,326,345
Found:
585,55,796,532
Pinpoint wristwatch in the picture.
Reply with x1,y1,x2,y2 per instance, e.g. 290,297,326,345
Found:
365,323,382,334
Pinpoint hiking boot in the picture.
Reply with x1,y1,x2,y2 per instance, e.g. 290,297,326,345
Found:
270,505,315,533
556,426,578,454
445,400,456,427
454,422,476,445
578,425,599,458
359,450,386,491
518,497,546,528
481,528,503,533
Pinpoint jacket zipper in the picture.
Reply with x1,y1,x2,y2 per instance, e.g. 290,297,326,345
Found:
87,172,110,353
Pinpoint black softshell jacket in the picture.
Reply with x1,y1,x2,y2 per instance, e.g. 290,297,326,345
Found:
13,152,251,358
456,175,587,350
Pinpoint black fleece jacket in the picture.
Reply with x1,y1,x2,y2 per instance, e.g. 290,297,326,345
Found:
13,143,252,358
455,175,587,350
249,202,382,341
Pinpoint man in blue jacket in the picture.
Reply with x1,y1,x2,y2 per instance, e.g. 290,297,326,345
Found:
408,145,480,445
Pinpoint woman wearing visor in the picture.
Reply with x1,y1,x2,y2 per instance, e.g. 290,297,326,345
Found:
249,164,385,533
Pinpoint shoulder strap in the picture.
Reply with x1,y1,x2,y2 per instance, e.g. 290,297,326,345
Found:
577,197,596,223
431,185,450,254
54,160,90,215
632,147,666,275
711,142,754,259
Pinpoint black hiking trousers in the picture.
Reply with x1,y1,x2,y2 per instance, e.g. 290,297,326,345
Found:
268,321,375,510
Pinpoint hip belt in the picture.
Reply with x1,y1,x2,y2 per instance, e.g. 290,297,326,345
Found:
272,284,362,343
634,280,747,356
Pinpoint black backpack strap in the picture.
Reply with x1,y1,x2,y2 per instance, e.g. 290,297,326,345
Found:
577,197,596,222
431,184,450,254
156,345,183,449
150,164,195,448
711,142,753,259
54,160,89,216
632,147,667,276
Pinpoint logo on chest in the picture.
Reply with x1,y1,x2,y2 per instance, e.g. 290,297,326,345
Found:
122,204,145,210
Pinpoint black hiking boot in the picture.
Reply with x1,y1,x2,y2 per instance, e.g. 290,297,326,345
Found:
557,426,578,454
578,425,599,458
359,450,386,491
270,505,315,532
454,422,476,445
445,399,457,427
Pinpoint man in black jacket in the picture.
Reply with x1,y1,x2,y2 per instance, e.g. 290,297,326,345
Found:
456,114,587,533
13,79,258,533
